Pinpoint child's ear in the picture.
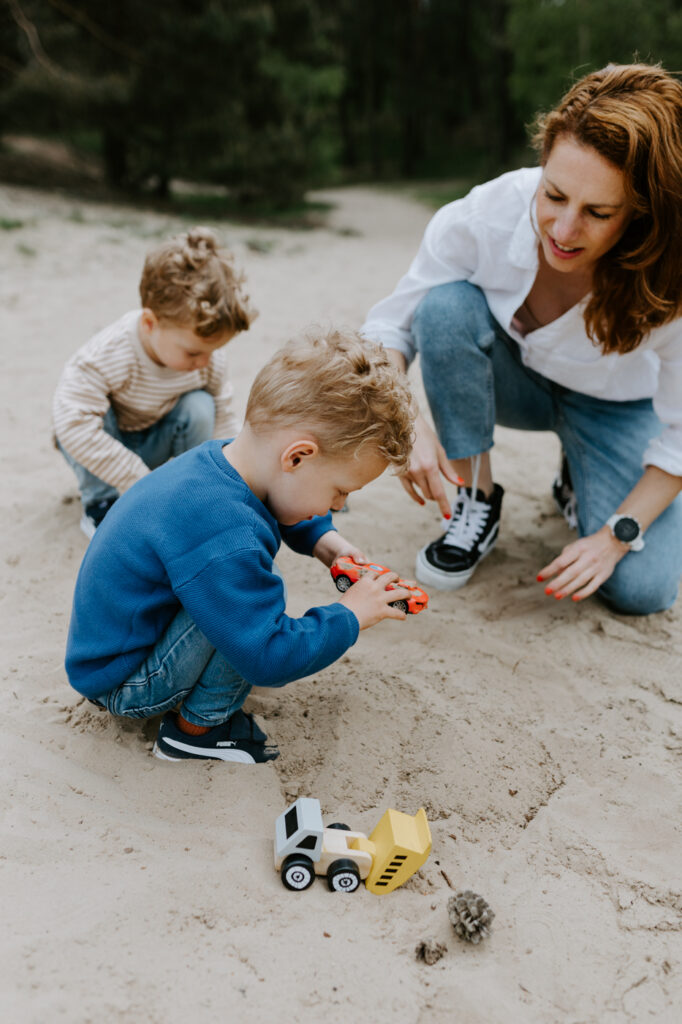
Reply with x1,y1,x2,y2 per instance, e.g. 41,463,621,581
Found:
281,439,320,472
139,308,159,334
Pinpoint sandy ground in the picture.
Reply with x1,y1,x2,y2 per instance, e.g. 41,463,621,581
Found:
1,179,681,1024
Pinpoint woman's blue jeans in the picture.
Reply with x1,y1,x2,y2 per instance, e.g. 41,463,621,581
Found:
59,389,215,508
92,608,252,727
411,281,682,615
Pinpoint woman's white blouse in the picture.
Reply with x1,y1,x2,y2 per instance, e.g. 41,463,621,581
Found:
361,167,682,476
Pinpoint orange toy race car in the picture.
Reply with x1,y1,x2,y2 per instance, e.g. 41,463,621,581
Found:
330,556,429,615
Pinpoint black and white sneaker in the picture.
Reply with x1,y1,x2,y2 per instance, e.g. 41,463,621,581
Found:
552,454,578,530
416,484,504,590
152,709,280,763
80,497,117,539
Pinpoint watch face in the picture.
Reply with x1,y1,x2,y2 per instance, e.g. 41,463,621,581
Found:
614,517,639,543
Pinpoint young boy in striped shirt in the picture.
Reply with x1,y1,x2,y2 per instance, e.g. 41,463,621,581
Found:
53,227,253,537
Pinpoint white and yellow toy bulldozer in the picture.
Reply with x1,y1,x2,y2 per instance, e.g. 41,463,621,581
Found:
274,797,432,894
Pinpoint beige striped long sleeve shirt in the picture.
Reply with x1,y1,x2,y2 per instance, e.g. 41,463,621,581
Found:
53,310,240,492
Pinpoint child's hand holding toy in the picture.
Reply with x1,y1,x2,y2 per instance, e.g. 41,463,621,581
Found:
330,555,428,629
339,569,412,629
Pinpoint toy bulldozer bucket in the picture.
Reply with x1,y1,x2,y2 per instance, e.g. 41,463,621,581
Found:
360,807,432,894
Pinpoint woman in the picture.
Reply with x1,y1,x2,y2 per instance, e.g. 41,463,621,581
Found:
361,63,682,615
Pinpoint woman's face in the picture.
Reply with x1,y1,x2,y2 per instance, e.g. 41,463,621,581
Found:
536,134,633,276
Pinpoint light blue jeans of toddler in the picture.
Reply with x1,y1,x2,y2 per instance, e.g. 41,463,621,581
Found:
411,281,682,615
59,389,215,508
92,567,288,725
91,608,252,727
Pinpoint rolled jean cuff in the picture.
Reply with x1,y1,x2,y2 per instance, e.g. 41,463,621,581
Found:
180,678,252,727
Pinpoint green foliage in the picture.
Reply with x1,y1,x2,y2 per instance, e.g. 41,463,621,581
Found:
2,0,681,204
407,179,481,210
508,0,682,125
1,0,343,204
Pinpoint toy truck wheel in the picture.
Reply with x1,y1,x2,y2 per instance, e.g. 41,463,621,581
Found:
334,575,352,593
281,854,315,891
328,822,350,830
327,859,361,893
390,599,409,613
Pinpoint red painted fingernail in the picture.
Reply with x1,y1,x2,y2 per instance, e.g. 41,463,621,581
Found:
536,574,544,582
572,595,581,602
555,593,563,600
443,513,451,519
544,586,553,595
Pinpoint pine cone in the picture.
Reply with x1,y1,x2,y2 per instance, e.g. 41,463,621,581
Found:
447,890,494,944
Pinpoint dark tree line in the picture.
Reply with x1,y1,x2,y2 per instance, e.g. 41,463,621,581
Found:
2,0,681,204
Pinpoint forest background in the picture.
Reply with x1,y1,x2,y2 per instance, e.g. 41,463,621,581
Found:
3,0,682,211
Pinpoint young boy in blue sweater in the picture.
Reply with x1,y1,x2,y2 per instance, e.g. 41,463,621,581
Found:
65,329,416,763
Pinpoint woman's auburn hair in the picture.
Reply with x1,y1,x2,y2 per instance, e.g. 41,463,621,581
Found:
532,63,682,354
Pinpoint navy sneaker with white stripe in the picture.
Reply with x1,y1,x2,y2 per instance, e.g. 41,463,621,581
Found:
153,709,279,763
416,484,504,590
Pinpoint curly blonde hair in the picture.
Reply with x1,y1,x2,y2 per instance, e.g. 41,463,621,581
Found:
139,227,254,337
533,63,682,354
245,329,416,471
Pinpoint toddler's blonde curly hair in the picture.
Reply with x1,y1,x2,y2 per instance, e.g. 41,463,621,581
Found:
139,227,254,337
246,329,416,471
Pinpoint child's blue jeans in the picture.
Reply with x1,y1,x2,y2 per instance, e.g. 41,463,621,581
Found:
411,281,682,615
91,566,288,725
91,607,252,726
59,389,215,508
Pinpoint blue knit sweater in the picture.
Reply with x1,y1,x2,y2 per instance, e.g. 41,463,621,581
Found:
66,440,359,698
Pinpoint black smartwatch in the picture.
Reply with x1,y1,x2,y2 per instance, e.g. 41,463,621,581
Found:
606,514,645,551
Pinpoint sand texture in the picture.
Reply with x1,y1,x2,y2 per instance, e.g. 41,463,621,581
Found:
1,182,681,1024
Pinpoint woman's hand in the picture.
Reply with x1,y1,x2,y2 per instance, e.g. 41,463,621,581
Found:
381,348,461,518
313,530,366,569
538,526,628,602
539,467,682,602
399,412,462,519
339,570,411,629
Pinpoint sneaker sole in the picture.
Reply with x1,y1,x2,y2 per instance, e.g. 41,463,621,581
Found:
415,536,498,591
153,739,258,763
152,738,279,763
79,514,96,540
152,743,183,762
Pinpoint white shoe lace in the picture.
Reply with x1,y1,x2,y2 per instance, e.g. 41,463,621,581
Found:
442,489,492,552
441,454,492,552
